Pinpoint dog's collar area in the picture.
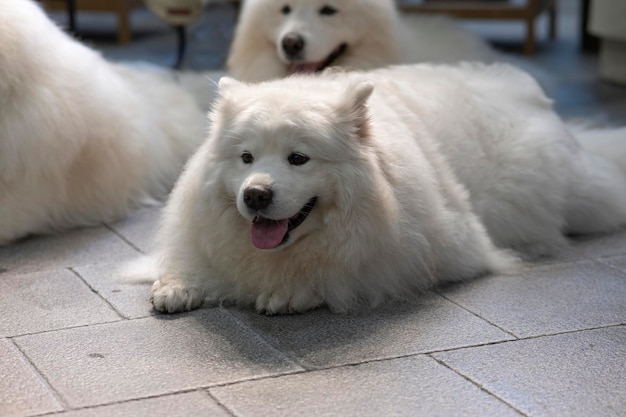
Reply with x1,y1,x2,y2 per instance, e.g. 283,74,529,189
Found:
250,197,318,249
317,43,347,72
287,196,317,232
288,44,347,74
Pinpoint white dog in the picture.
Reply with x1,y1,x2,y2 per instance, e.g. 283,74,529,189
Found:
144,63,626,315
0,0,208,244
226,0,496,82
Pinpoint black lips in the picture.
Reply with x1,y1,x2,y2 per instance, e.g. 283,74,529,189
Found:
288,197,318,232
316,43,347,72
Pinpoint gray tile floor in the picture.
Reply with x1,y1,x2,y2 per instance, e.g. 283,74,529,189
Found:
2,1,626,416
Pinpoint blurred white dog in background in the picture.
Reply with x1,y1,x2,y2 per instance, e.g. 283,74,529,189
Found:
0,0,209,244
227,0,496,82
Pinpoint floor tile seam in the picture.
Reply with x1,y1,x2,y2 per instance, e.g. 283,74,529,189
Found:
117,367,313,397
3,254,153,276
8,337,70,411
6,308,259,339
202,389,239,417
28,388,223,417
7,316,127,339
68,267,129,320
519,322,626,340
428,354,529,417
0,264,84,277
206,351,528,390
7,310,622,345
204,338,586,395
210,346,517,383
26,384,256,417
103,223,146,255
433,291,520,339
298,323,626,366
425,323,626,355
222,308,309,370
205,365,351,391
293,341,522,372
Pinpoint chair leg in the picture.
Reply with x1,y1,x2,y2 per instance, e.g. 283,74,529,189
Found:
174,25,187,69
548,2,557,40
66,0,77,32
524,18,536,55
116,2,132,44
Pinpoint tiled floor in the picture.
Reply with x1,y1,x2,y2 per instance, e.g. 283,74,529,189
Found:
2,1,626,416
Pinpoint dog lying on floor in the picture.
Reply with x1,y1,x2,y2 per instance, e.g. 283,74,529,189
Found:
126,63,626,315
0,0,209,244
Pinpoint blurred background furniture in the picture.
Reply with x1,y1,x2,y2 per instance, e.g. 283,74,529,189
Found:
143,0,211,68
588,0,626,85
40,0,144,43
398,0,557,54
580,0,599,52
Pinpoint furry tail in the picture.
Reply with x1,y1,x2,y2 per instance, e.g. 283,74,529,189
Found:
565,127,626,234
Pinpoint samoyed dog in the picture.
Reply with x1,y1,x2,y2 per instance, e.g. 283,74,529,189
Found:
227,0,496,82
0,0,208,244
144,63,626,315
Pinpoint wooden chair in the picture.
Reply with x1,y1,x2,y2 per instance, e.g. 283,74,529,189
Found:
398,0,558,55
40,0,144,44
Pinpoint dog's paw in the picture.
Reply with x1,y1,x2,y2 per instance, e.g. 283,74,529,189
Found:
150,279,204,313
255,289,323,315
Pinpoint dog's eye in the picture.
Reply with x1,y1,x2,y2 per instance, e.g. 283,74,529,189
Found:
288,152,309,166
319,5,337,15
281,4,291,14
241,152,254,164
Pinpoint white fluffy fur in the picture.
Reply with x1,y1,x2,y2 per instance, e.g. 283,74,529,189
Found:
145,63,626,315
0,0,208,244
227,0,496,82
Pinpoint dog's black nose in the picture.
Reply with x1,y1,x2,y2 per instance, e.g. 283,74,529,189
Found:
244,185,273,210
282,32,305,58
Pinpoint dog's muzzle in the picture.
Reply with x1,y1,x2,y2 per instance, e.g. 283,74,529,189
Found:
288,43,348,74
247,193,318,250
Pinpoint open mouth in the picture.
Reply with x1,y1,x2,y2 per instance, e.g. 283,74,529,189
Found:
288,43,347,74
250,197,317,250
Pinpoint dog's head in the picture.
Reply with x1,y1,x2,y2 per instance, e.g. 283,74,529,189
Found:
274,0,350,74
209,75,374,251
240,0,398,75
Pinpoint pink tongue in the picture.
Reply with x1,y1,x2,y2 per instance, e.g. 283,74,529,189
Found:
250,219,289,249
289,62,321,74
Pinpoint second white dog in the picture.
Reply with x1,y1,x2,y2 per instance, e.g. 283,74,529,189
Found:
227,0,496,82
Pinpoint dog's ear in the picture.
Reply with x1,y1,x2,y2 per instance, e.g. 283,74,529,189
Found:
216,76,247,118
346,80,374,110
341,80,374,140
212,77,246,124
217,76,245,97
